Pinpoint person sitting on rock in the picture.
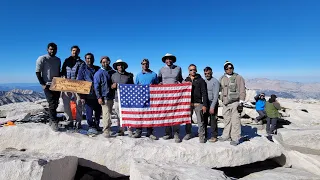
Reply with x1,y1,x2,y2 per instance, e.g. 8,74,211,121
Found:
77,53,101,135
184,64,208,143
111,59,134,137
132,59,158,140
35,42,61,131
251,93,266,125
94,56,115,138
218,61,246,146
265,94,281,135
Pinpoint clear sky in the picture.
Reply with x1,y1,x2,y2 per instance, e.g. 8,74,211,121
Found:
0,0,319,83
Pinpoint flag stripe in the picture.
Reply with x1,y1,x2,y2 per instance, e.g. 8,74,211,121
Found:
150,102,190,107
149,96,190,101
121,105,191,112
123,121,191,127
121,111,190,118
122,114,190,121
150,89,191,94
121,108,190,114
151,98,190,104
149,92,191,98
150,83,191,88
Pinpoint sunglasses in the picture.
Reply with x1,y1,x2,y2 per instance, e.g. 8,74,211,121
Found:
189,69,196,72
141,63,148,65
224,67,233,70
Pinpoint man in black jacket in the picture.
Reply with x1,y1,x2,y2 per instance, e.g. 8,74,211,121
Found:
184,64,208,143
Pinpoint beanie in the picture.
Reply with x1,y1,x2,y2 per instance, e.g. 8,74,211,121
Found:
100,56,111,63
224,61,234,70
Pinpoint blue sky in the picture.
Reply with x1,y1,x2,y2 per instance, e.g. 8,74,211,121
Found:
0,0,319,83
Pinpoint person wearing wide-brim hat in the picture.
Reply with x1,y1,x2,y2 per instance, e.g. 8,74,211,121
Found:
158,53,184,143
111,59,134,136
112,59,128,70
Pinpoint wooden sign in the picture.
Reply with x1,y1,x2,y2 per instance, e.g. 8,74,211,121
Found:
50,77,92,94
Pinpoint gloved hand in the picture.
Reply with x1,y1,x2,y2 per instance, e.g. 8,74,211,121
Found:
237,103,244,113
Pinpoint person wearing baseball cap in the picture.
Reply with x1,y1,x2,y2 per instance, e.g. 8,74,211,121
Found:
219,60,246,146
132,58,158,140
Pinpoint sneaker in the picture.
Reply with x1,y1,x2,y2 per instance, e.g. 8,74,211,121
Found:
50,122,59,132
162,135,172,140
183,134,192,140
88,128,98,135
132,132,142,138
230,141,239,146
218,136,230,142
174,133,181,143
116,130,125,136
148,134,157,140
128,130,133,137
199,136,206,143
103,130,111,138
208,137,218,143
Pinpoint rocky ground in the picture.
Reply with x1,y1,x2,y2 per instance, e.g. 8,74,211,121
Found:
0,90,320,180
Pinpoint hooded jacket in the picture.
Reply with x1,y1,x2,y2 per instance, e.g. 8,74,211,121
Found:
254,94,266,111
185,74,208,107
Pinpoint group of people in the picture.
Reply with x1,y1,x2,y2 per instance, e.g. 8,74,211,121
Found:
36,42,282,146
253,93,282,135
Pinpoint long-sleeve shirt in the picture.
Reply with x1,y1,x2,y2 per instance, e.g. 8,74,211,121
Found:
93,68,111,100
158,65,183,84
185,74,208,107
204,77,220,108
111,71,134,102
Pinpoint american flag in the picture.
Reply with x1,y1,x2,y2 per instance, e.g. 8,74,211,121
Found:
118,83,192,127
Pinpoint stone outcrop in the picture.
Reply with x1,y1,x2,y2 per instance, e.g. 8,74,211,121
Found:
130,158,231,180
0,102,44,118
0,149,78,180
239,167,320,180
0,123,282,177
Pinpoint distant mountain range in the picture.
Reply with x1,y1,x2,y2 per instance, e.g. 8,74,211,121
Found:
0,83,42,92
0,89,45,106
246,78,320,100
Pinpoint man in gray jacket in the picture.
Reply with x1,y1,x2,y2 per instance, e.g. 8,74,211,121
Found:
219,61,246,146
158,53,183,143
203,67,220,143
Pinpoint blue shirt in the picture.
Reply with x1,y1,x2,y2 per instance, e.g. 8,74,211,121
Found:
135,70,158,85
256,99,266,111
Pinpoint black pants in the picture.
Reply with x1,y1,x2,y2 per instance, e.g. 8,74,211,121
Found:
165,125,182,136
136,127,153,136
204,103,219,138
266,117,278,135
44,88,60,122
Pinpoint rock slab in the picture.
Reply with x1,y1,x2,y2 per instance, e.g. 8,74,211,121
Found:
0,123,282,176
130,158,231,180
0,102,44,118
0,149,78,180
240,167,320,180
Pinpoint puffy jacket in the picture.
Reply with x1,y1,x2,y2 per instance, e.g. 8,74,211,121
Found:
61,56,84,79
185,74,208,107
254,95,266,111
77,64,100,99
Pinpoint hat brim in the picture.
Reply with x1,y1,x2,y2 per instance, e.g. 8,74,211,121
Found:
113,62,128,70
162,56,176,63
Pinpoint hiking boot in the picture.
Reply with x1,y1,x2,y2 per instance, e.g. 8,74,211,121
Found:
230,140,239,146
162,135,172,140
183,134,192,140
128,130,133,137
208,137,218,143
199,136,205,143
218,136,230,142
116,130,125,136
50,122,59,132
132,132,142,138
174,133,181,143
103,130,111,138
148,134,157,140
